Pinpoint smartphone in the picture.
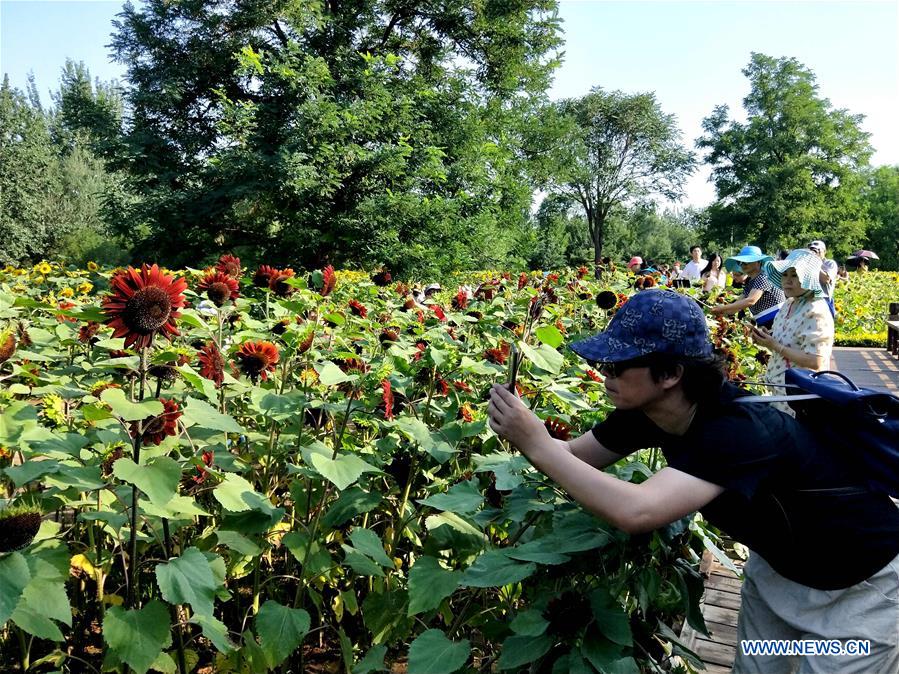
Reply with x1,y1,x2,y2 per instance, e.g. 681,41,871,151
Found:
507,343,520,393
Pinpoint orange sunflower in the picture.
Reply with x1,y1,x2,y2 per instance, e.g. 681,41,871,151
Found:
102,264,187,349
235,340,279,382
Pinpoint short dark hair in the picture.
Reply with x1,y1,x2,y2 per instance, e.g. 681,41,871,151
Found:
690,245,702,253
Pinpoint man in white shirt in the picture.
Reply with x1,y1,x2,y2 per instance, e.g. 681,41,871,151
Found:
678,245,707,281
808,240,838,316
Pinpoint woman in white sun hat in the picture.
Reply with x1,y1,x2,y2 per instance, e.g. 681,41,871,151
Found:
749,248,835,416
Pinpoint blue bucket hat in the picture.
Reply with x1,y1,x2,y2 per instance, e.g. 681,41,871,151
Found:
724,245,774,273
763,249,824,298
570,289,713,363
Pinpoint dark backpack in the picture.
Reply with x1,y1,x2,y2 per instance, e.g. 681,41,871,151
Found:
737,369,899,498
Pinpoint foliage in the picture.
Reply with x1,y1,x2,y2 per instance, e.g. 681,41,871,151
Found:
859,165,899,272
833,271,898,345
108,0,563,276
538,88,695,270
697,53,873,258
0,259,767,672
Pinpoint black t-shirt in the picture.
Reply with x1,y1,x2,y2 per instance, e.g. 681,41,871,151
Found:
592,383,899,590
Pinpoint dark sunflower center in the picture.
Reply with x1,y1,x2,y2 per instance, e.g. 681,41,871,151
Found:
207,282,231,306
240,353,268,375
144,415,167,435
123,286,172,334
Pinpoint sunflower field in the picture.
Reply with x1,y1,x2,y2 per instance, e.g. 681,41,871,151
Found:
0,260,890,673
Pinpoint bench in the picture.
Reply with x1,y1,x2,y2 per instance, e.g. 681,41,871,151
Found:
889,302,899,357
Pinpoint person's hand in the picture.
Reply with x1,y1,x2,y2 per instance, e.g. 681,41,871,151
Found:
709,305,724,316
487,384,552,457
750,325,778,351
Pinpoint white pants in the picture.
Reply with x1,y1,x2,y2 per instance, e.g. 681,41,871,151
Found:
733,551,899,673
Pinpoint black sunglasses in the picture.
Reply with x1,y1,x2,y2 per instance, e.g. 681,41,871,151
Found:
586,358,650,379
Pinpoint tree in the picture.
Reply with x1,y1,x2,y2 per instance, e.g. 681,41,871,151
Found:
528,193,590,269
109,0,563,274
860,165,899,271
697,53,873,257
539,89,695,277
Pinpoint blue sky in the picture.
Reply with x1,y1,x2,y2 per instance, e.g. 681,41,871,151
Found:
2,0,897,206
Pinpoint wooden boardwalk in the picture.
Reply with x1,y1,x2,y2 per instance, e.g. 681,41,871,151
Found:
830,346,899,396
678,346,898,672
680,551,744,673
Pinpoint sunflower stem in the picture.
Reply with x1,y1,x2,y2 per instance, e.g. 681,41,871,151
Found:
126,347,149,608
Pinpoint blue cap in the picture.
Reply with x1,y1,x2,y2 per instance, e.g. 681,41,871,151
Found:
724,245,773,273
570,289,713,363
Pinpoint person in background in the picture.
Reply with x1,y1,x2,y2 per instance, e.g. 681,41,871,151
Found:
679,245,707,281
776,249,790,261
857,258,869,273
711,246,785,327
672,260,683,278
807,240,838,317
700,252,726,292
627,256,643,274
836,265,850,283
749,249,834,416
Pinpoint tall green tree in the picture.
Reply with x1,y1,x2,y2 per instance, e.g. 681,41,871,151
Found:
540,89,695,276
697,53,873,257
110,0,562,274
860,165,899,271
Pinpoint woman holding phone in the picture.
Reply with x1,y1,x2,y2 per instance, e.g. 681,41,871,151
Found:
710,246,784,327
749,248,834,416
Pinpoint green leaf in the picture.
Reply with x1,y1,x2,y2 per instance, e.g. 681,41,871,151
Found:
497,634,553,670
282,532,333,577
191,613,236,653
140,494,211,519
100,388,164,421
322,487,381,528
316,361,355,386
103,601,172,674
181,397,243,433
354,644,388,673
348,528,393,567
177,364,220,403
215,530,262,556
214,473,274,513
506,540,570,566
155,547,218,618
341,545,385,577
461,551,536,588
4,459,60,487
424,513,487,553
0,552,31,624
581,632,638,674
518,342,563,375
307,450,380,491
113,457,181,506
19,576,71,626
534,325,564,348
255,600,310,666
510,610,549,636
418,479,483,514
589,588,633,646
407,629,470,674
407,556,460,616
11,602,64,641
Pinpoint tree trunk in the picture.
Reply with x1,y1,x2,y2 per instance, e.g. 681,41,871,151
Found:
592,212,605,280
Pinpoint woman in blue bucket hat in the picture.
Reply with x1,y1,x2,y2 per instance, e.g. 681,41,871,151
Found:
750,249,835,416
487,289,899,673
710,245,785,327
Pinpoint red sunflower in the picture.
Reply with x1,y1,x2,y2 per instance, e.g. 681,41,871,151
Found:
485,342,510,365
544,417,571,441
133,398,182,446
215,254,242,278
198,271,240,307
197,341,225,387
235,340,279,383
268,269,296,297
348,299,368,318
320,265,336,297
253,265,278,288
518,273,528,290
381,379,394,420
452,289,469,311
102,264,187,349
